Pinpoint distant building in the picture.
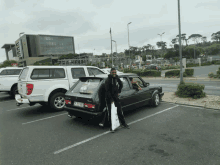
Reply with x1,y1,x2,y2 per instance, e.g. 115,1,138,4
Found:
2,34,75,66
1,44,18,61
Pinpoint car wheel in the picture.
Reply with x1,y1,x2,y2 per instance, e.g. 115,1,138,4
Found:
10,86,18,98
49,92,65,111
151,92,160,107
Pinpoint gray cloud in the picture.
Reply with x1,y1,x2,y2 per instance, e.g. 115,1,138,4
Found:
25,10,97,35
90,0,113,7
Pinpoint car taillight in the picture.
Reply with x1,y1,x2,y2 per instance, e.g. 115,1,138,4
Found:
65,100,71,104
26,83,34,95
84,103,95,109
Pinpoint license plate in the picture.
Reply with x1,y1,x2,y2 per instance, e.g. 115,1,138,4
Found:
74,101,84,107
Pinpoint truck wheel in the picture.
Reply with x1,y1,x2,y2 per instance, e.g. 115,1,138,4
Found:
151,92,160,107
10,86,18,99
49,92,65,111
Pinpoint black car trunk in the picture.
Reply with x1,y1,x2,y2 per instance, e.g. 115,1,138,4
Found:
65,94,99,112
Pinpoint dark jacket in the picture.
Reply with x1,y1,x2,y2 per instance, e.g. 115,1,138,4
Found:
105,74,123,100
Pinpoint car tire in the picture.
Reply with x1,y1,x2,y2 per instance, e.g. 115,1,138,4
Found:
10,86,18,99
151,91,160,107
49,92,65,111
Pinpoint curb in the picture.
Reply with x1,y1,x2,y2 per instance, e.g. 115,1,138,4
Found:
142,77,220,81
161,101,220,111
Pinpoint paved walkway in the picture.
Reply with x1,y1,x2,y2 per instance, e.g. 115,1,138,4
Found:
142,77,220,81
162,92,220,110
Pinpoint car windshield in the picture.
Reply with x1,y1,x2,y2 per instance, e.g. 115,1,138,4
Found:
71,78,102,95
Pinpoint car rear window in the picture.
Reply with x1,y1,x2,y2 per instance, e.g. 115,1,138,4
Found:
87,68,105,76
71,78,102,95
0,69,22,75
19,68,29,79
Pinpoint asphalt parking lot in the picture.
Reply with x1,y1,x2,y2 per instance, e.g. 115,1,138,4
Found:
1,92,220,165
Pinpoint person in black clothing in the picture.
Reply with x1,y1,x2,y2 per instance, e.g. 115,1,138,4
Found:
104,68,130,132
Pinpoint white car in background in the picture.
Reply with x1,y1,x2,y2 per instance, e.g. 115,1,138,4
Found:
101,68,123,74
0,67,24,98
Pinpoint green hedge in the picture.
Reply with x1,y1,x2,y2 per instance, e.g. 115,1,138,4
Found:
175,82,206,99
184,68,194,76
123,69,161,77
186,63,199,67
165,70,180,77
165,68,194,77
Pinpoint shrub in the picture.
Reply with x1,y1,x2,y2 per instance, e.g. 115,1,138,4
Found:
183,72,187,77
184,68,194,77
165,70,180,77
208,72,214,78
175,82,206,99
141,70,161,77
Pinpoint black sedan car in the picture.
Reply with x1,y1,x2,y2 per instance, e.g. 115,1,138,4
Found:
64,73,164,119
145,65,161,71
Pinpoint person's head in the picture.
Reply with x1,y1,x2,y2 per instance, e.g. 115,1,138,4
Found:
110,68,117,77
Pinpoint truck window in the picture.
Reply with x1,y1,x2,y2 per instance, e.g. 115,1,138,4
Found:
71,68,86,79
0,69,22,75
19,68,29,79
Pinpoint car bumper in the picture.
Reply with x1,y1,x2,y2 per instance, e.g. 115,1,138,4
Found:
15,94,30,104
64,106,103,116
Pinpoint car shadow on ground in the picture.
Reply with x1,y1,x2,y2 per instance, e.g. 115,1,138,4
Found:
64,104,155,128
15,105,64,118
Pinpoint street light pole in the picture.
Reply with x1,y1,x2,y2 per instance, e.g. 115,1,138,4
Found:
19,32,25,67
112,40,118,68
158,32,165,58
178,0,183,83
127,22,132,69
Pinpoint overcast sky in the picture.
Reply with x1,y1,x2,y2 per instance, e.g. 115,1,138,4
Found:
0,0,219,63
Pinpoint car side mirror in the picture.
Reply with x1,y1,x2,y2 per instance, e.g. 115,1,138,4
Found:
144,82,150,86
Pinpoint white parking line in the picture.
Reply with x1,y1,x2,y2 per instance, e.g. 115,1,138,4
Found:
53,105,179,154
0,100,14,103
22,113,68,125
7,105,39,111
0,95,10,98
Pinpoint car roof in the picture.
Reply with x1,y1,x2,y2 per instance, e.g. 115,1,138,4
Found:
23,66,100,69
0,67,24,69
79,73,138,79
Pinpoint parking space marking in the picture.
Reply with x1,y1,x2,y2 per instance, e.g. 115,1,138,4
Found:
53,105,179,154
7,105,40,111
22,113,68,125
0,100,13,103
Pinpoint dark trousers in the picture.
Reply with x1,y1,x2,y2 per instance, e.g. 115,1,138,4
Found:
105,96,127,127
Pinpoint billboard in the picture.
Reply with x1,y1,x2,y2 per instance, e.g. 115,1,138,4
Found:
15,40,24,58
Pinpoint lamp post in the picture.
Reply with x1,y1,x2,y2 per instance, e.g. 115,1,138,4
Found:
19,32,25,67
127,22,132,69
177,0,183,83
158,32,165,58
112,40,117,67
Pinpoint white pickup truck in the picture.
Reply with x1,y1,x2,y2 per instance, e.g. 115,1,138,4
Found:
0,67,24,98
15,66,106,111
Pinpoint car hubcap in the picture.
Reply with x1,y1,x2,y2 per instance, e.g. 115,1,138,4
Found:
155,94,159,105
54,96,65,108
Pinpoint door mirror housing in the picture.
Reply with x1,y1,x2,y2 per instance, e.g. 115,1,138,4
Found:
144,82,150,86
